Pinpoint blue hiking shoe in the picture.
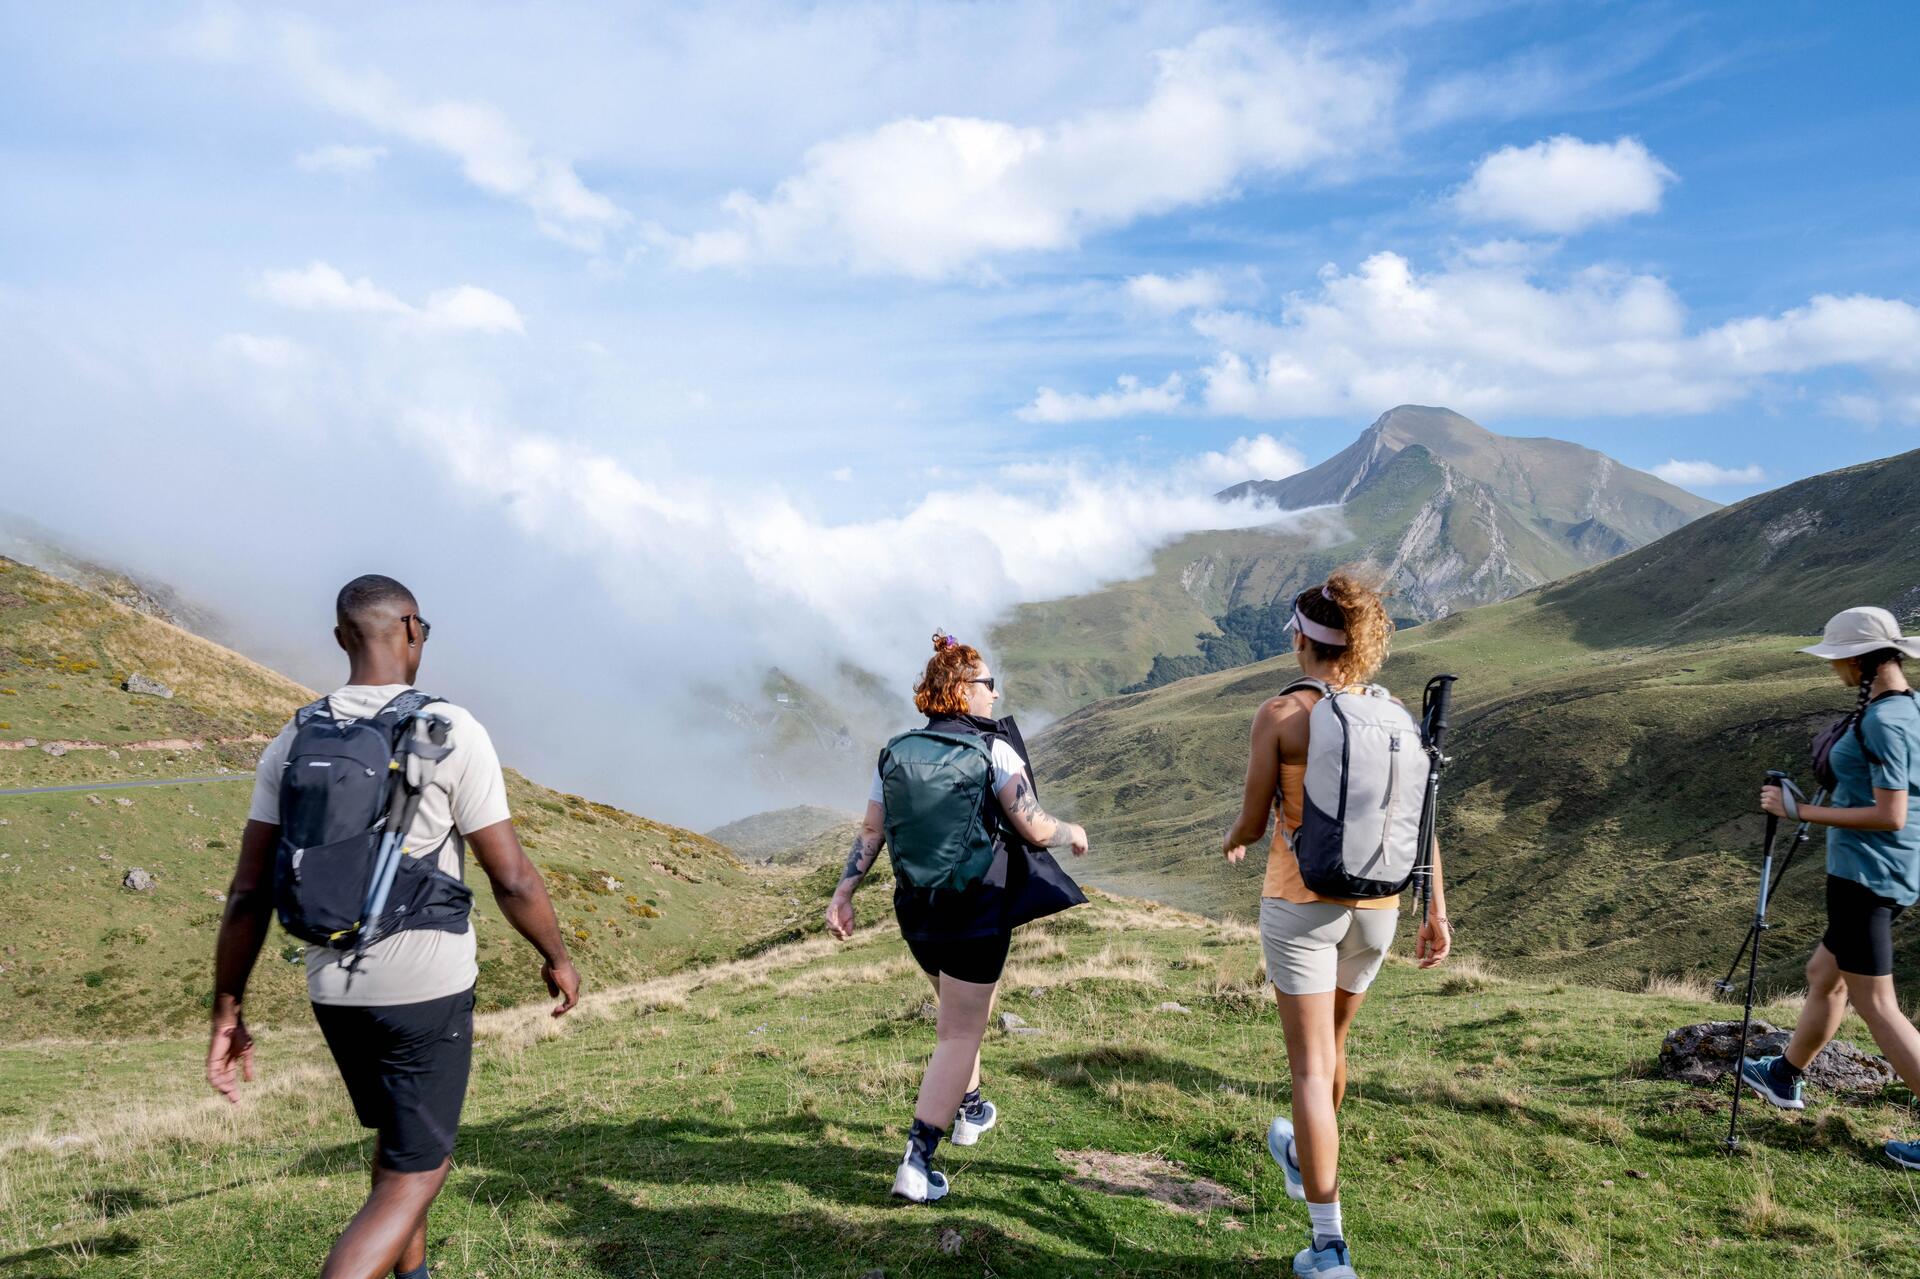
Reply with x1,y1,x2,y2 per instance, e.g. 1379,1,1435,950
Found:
1294,1236,1358,1278
1267,1116,1306,1202
1738,1055,1805,1110
1886,1139,1920,1170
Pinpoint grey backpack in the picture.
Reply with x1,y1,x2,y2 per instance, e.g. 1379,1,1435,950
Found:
1285,678,1431,899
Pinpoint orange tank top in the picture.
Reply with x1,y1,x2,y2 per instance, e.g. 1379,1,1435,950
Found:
1260,690,1400,910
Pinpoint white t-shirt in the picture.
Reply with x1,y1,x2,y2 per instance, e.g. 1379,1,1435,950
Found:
869,737,1028,807
249,684,511,1007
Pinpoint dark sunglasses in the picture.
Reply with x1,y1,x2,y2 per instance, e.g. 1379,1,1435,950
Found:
402,613,432,643
968,677,996,692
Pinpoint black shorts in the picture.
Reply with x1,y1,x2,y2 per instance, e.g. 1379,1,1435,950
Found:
312,986,475,1172
1824,875,1908,977
905,930,1012,985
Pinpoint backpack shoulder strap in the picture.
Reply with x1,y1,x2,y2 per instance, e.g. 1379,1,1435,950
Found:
1855,690,1919,767
375,689,443,721
1279,676,1332,700
292,695,334,730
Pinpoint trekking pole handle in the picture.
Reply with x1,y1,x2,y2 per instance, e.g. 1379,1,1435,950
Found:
1423,675,1459,754
1764,770,1802,824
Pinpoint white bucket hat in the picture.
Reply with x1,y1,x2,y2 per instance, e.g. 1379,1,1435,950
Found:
1797,606,1920,661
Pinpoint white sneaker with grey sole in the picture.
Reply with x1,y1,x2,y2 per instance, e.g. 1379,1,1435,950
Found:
951,1098,998,1146
891,1155,949,1203
1268,1115,1306,1202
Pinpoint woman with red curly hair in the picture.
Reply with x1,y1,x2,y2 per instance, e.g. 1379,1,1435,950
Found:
1222,570,1452,1279
827,631,1089,1203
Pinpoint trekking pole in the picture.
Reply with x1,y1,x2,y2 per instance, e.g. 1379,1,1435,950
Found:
1724,769,1796,1153
1414,674,1459,921
1714,780,1824,996
359,713,452,950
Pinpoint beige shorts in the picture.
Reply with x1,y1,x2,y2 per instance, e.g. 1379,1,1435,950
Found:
1260,897,1400,996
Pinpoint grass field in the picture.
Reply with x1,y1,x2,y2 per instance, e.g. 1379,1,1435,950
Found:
5,892,1919,1278
1037,448,1920,993
0,558,800,1038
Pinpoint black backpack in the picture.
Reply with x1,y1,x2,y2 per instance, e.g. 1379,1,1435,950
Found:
1812,690,1919,791
273,689,472,952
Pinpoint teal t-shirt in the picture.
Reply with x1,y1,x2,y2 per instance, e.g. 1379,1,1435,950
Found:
1826,691,1920,905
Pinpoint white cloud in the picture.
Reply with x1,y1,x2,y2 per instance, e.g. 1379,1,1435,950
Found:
1184,434,1308,486
1020,373,1186,423
256,262,524,334
1137,251,1920,422
1451,135,1675,234
214,333,306,367
668,27,1395,277
401,408,1303,685
190,18,626,250
1650,459,1765,487
1126,269,1228,314
295,143,388,176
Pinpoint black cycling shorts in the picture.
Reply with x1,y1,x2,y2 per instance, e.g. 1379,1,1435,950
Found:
1824,874,1908,978
312,985,475,1172
905,930,1012,985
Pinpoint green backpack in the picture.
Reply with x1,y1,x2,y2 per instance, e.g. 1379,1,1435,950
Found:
879,729,999,893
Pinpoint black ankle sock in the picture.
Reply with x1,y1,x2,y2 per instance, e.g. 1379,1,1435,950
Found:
908,1117,945,1168
396,1266,429,1279
1772,1055,1804,1086
961,1087,982,1109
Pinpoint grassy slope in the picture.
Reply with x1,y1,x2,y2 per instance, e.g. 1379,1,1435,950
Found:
5,894,1917,1277
0,558,794,1038
1037,449,1920,993
995,410,1716,720
706,806,861,864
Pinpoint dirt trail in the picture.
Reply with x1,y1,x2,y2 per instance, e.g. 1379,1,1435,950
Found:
0,733,272,753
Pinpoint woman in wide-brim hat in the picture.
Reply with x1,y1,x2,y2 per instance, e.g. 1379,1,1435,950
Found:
1742,606,1920,1169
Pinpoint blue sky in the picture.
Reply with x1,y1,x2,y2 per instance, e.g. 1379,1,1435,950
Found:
3,1,1916,820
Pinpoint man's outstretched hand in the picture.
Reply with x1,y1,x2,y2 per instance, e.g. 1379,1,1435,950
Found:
544,958,580,1017
206,1014,256,1104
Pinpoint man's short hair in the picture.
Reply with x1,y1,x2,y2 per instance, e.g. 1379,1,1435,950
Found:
336,574,416,641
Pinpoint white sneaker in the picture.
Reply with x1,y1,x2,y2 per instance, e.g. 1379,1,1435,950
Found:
1268,1116,1306,1202
891,1154,950,1203
951,1098,998,1146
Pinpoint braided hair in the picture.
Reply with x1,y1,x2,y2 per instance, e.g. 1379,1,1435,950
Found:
1850,647,1905,762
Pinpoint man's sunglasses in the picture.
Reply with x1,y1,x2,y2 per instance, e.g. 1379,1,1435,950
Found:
403,614,432,643
968,677,996,692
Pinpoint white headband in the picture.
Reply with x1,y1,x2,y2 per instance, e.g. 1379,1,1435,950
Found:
1290,603,1347,646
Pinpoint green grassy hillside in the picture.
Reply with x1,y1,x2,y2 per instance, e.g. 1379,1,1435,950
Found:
0,558,796,1038
6,892,1915,1277
706,805,861,864
1036,449,1920,993
994,408,1714,717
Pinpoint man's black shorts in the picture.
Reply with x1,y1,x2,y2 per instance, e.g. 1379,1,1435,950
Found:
1825,874,1908,978
312,985,475,1172
904,930,1012,985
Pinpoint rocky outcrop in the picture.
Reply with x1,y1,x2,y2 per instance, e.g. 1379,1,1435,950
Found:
122,673,174,699
1661,1020,1894,1096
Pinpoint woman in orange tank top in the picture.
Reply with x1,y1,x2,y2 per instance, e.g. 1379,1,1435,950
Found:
1221,570,1451,1278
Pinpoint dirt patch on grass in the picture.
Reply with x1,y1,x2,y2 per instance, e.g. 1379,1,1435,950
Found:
1056,1149,1243,1215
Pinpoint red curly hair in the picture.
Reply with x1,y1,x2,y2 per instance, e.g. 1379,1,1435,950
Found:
914,630,983,717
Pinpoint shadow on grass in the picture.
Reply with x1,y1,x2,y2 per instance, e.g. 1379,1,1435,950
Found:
367,1106,1258,1277
1011,1046,1272,1099
0,1229,141,1272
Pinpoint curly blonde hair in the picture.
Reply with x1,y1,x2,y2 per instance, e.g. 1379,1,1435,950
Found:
1295,567,1393,685
914,630,983,717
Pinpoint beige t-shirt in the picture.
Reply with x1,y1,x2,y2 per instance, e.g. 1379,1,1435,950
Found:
249,684,511,1007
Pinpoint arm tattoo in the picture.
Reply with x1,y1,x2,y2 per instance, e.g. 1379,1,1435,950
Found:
840,830,882,888
1010,774,1073,847
1010,774,1043,822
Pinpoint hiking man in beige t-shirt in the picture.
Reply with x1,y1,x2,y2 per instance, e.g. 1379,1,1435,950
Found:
206,574,579,1279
